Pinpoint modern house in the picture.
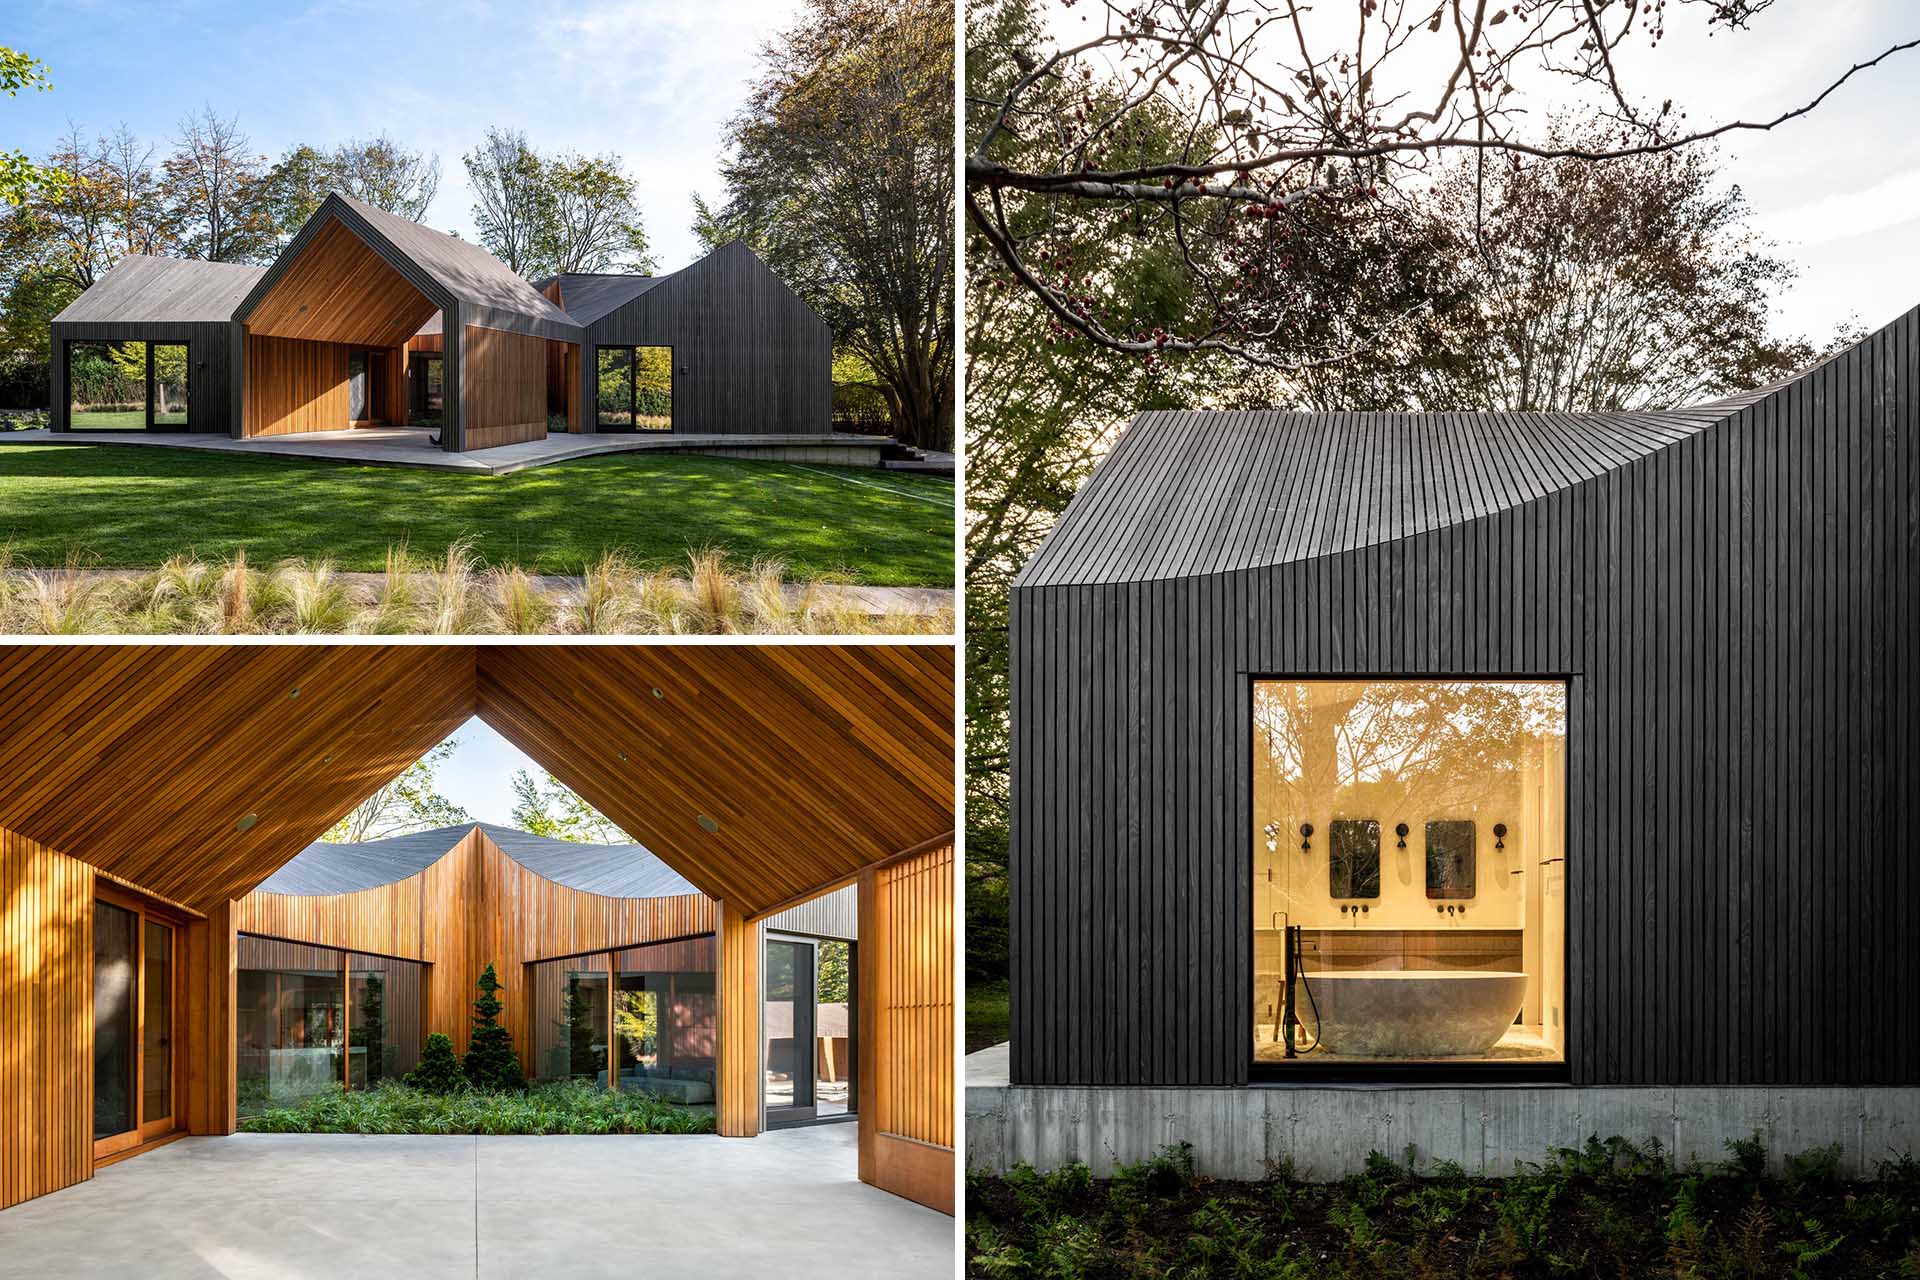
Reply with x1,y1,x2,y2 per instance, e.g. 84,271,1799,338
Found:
231,823,858,1126
0,644,955,1213
47,193,833,452
970,309,1920,1177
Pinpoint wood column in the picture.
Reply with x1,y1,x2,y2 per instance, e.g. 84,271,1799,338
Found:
857,838,955,1213
715,900,760,1137
184,901,236,1137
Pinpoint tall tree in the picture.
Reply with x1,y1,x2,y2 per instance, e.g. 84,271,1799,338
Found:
965,0,1917,371
464,128,547,275
541,152,652,274
509,769,627,843
1419,126,1835,412
326,739,470,842
332,133,440,219
0,45,64,208
703,0,954,450
162,106,275,262
263,134,440,246
98,125,170,257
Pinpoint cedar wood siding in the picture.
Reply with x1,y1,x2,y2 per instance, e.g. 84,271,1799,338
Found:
1007,307,1920,1090
578,242,831,437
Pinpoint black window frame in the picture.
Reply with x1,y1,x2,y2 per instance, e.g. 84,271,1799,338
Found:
594,343,673,433
65,338,191,432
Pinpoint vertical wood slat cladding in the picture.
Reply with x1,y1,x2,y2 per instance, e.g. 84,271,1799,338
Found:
182,902,235,1138
48,321,234,434
715,901,761,1137
584,242,831,436
242,333,350,436
857,842,955,1214
1009,309,1920,1089
233,827,714,1064
461,324,548,450
245,218,437,348
0,827,92,1210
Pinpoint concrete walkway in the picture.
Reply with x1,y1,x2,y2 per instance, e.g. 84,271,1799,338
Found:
0,1125,950,1279
1,426,892,475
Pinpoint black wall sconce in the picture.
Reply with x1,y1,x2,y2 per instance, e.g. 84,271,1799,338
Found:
1494,822,1509,851
1299,822,1313,852
1394,822,1409,849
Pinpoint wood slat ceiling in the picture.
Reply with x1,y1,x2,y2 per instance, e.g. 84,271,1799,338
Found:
473,645,955,917
245,218,439,348
0,644,954,919
0,646,477,911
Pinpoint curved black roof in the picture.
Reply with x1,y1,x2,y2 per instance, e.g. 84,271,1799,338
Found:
1016,375,1813,589
256,822,698,899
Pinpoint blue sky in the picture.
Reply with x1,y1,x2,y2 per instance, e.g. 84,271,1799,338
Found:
433,717,541,828
6,0,809,272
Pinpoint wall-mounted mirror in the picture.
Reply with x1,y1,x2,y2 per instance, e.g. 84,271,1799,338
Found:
1328,819,1380,898
1425,819,1477,899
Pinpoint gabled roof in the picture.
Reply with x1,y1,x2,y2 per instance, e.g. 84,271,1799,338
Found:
258,821,698,899
532,272,667,325
0,644,953,916
53,255,266,324
233,193,581,340
1014,350,1853,588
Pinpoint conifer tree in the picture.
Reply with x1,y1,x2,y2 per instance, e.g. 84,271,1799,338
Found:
463,962,527,1091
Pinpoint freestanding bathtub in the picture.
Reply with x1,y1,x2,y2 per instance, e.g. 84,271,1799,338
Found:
1301,970,1527,1057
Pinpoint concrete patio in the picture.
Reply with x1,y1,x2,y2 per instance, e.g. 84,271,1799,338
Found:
0,1125,951,1279
0,426,893,475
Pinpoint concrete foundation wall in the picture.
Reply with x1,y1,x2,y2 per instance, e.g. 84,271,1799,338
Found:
967,1084,1920,1181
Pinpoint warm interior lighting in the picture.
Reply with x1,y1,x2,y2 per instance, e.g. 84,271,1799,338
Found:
1253,679,1566,1067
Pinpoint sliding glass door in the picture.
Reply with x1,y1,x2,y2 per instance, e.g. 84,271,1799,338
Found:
94,892,180,1159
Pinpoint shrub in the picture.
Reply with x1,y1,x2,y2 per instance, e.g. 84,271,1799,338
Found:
404,1033,465,1094
239,1079,712,1135
463,963,527,1091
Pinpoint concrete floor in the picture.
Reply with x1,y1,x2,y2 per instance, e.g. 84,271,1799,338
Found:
0,1125,951,1279
1,427,890,475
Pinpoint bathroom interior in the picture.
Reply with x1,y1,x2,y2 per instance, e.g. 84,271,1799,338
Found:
1252,678,1566,1065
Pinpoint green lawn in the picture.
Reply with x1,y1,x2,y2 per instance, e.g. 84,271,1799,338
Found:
69,410,150,429
966,977,1010,1053
0,444,954,585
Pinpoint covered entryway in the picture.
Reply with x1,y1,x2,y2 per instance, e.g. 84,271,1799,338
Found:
0,644,956,1227
230,194,582,452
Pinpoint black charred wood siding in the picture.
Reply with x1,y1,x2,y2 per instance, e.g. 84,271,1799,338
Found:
49,320,235,434
583,242,831,437
1007,309,1920,1089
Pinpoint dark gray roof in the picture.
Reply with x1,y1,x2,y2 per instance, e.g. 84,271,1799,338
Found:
1017,401,1756,588
54,255,267,324
256,822,699,899
532,272,667,325
328,194,579,334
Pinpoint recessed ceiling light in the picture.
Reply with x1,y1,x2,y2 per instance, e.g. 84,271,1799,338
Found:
288,687,299,699
322,753,333,764
235,814,258,832
617,750,628,762
651,688,664,699
696,814,719,833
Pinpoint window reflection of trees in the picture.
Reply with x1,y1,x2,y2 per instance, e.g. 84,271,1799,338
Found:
1255,681,1565,822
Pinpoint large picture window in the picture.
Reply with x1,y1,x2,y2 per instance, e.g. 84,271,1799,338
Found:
66,340,189,430
236,936,426,1115
1252,679,1566,1068
595,345,672,431
530,935,716,1110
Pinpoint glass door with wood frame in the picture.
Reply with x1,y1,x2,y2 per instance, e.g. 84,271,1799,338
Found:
93,892,180,1160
